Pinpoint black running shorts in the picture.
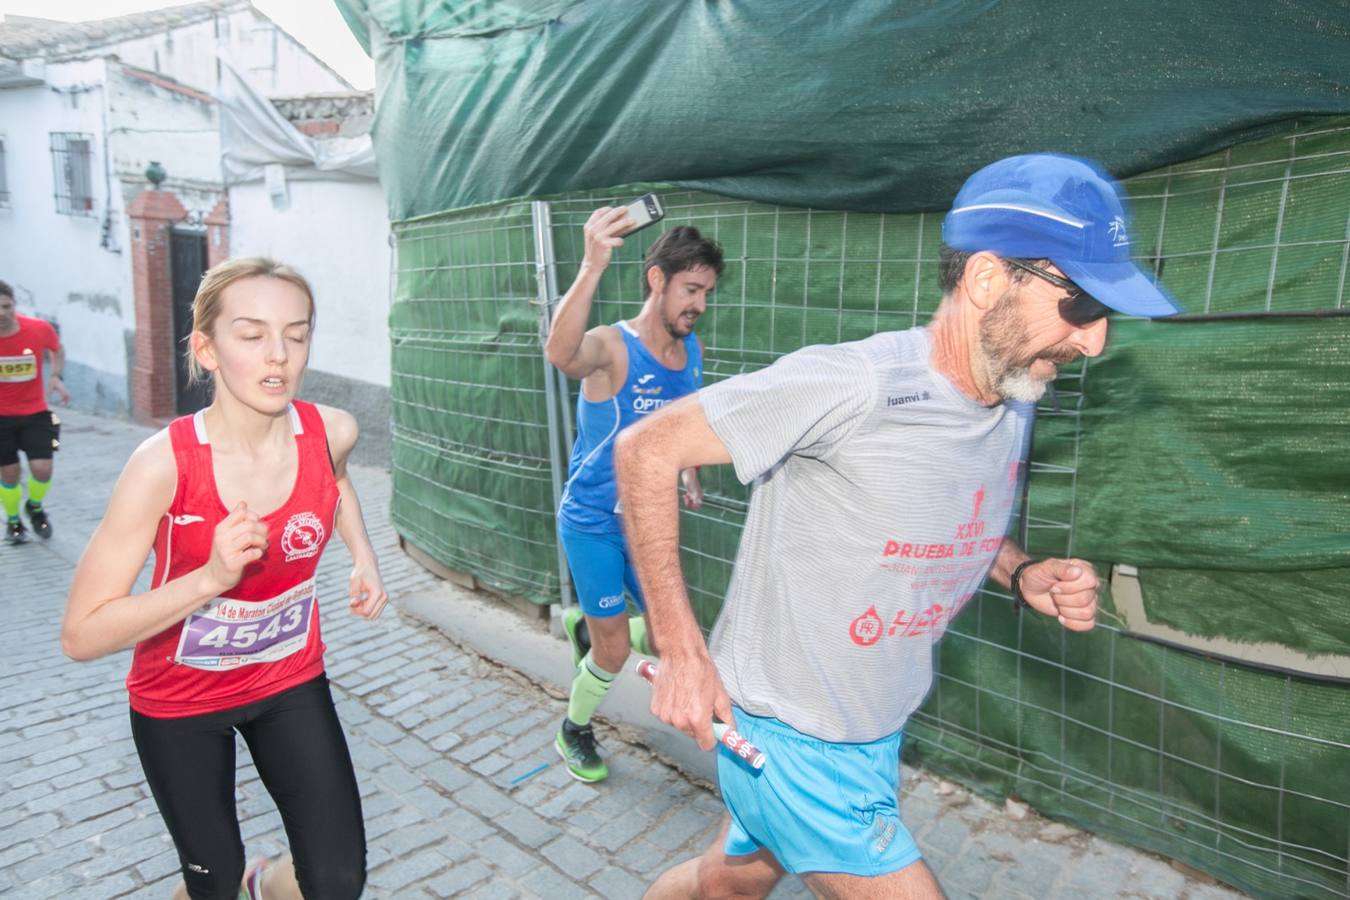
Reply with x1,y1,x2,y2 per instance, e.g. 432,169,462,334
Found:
0,411,60,466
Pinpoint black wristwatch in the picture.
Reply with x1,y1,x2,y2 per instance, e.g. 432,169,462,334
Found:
1009,559,1037,612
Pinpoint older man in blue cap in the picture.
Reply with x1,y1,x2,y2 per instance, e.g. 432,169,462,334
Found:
618,154,1181,899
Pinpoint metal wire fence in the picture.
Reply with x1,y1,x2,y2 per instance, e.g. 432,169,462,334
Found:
388,115,1350,898
389,202,562,599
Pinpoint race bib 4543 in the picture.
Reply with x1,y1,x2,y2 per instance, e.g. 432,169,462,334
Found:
174,577,316,670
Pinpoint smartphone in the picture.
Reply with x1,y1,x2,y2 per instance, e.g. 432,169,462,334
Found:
620,193,665,236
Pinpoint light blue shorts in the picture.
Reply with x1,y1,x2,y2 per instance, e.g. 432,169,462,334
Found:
557,523,645,619
718,708,922,877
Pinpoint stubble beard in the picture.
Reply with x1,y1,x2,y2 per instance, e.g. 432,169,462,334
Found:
663,317,690,339
661,300,698,339
976,289,1077,404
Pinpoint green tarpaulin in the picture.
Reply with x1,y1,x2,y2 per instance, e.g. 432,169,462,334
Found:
1073,317,1350,659
1077,318,1350,572
337,0,1350,220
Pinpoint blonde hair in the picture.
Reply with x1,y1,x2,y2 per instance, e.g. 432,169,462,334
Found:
186,257,316,384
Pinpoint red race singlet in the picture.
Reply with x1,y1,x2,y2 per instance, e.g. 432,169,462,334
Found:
0,315,60,416
127,401,339,718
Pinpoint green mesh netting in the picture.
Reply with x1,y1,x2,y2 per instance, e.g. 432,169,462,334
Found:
909,600,1350,900
388,118,1350,898
389,203,563,599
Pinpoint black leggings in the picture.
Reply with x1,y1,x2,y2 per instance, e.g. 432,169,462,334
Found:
130,674,366,900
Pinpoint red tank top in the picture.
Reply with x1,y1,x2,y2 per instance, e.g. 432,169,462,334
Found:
0,315,60,416
127,401,338,718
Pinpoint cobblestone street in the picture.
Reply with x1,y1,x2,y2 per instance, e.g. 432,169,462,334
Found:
0,410,1243,899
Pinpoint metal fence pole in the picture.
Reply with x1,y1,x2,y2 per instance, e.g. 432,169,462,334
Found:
531,200,574,608
538,209,574,453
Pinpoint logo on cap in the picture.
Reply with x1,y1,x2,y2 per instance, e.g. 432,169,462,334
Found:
1107,216,1129,248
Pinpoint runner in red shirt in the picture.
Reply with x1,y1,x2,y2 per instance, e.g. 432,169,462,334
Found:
62,258,387,900
0,280,70,543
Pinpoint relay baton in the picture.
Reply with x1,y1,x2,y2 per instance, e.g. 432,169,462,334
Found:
635,660,766,770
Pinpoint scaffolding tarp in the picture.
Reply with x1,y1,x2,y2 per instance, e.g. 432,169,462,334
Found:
1077,317,1350,574
1073,317,1350,660
336,0,1350,221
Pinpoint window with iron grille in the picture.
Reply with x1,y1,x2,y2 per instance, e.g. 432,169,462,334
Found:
50,132,94,216
0,136,9,207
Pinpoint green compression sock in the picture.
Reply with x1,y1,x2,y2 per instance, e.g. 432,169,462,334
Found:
629,617,653,656
566,652,618,727
25,476,51,507
0,481,20,520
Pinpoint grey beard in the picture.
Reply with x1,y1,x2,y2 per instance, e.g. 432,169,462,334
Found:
975,290,1062,404
975,347,1050,403
995,368,1050,403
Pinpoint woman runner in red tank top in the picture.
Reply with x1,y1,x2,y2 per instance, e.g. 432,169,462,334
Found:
61,258,386,900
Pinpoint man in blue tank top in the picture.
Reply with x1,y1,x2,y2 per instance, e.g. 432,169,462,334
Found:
545,204,724,782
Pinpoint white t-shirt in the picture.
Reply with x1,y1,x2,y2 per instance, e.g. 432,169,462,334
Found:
701,327,1034,742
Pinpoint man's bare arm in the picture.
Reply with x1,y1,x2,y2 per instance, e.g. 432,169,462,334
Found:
544,206,632,381
616,394,733,750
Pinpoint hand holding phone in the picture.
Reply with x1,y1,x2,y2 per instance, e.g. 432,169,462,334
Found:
581,195,666,271
619,193,665,236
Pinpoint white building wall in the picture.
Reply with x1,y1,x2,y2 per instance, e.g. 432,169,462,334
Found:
0,58,136,415
228,179,391,387
106,65,221,217
99,10,349,99
97,20,221,95
258,23,350,98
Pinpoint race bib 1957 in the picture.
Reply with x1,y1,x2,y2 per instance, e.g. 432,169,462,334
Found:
174,577,316,670
0,354,37,382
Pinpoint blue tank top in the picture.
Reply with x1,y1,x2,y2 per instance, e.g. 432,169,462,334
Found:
558,321,703,533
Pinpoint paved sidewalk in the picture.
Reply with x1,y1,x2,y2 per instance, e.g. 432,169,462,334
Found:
0,409,1244,899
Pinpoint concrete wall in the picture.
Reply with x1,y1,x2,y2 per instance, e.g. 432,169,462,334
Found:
297,369,390,467
229,177,392,464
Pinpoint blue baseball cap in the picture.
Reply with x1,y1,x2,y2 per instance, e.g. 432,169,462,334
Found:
942,154,1181,317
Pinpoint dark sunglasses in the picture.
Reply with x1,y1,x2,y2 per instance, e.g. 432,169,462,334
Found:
1003,258,1111,327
